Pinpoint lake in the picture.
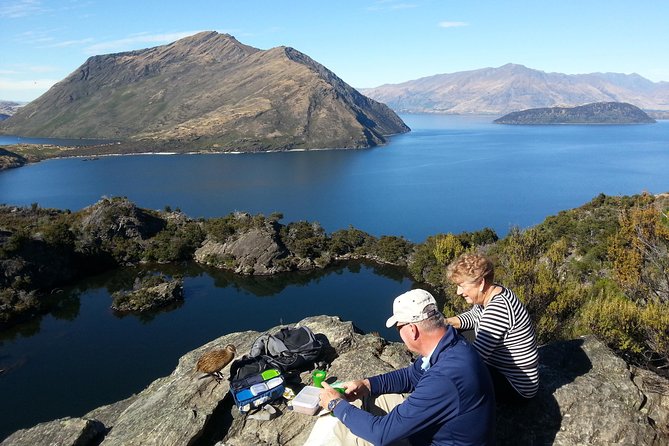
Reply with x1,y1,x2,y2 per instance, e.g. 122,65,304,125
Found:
2,114,668,242
0,261,416,439
1,114,668,438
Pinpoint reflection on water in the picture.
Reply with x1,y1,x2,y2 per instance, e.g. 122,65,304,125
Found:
0,260,419,440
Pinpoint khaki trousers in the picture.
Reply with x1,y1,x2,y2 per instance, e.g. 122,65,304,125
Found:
303,393,410,446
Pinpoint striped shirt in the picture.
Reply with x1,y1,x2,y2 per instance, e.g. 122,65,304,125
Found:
457,285,539,398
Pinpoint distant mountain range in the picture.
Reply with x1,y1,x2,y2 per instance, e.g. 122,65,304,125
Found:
494,102,656,125
0,101,24,121
0,32,408,152
359,64,669,117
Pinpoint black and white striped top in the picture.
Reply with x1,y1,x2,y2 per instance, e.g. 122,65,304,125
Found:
458,285,539,398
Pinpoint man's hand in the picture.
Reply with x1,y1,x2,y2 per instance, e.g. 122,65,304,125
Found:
319,382,343,410
341,379,371,401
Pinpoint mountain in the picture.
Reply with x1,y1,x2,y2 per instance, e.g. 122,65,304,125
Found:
494,102,656,124
359,63,669,116
0,101,24,121
0,32,409,152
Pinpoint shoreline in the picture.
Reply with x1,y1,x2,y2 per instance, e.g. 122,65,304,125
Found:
0,141,386,171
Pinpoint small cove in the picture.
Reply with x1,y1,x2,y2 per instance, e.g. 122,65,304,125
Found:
0,261,417,439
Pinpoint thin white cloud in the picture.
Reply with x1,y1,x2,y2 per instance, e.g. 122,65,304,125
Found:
0,0,46,18
438,21,468,28
390,3,417,9
26,65,59,73
0,69,19,75
367,1,418,11
84,31,204,55
44,38,95,48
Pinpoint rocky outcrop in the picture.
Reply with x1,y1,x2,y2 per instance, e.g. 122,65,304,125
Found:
195,228,289,275
111,275,184,313
0,418,106,446
3,316,668,446
77,197,166,264
79,198,165,244
0,149,27,171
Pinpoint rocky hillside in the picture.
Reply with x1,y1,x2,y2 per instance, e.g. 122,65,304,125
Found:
0,32,409,152
360,63,669,115
494,102,657,124
2,316,667,445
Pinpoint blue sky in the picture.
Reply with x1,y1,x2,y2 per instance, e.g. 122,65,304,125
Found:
1,0,668,102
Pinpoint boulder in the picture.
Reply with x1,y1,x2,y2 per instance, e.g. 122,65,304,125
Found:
111,276,184,313
194,227,289,275
2,317,668,446
1,417,105,446
76,197,166,264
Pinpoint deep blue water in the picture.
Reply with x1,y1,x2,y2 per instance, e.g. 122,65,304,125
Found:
2,114,667,241
1,114,669,439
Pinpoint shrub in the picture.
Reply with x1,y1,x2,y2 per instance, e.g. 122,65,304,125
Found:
281,221,327,258
329,226,375,256
372,235,413,265
578,280,645,355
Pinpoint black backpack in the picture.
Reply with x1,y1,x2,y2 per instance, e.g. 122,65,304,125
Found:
249,326,324,373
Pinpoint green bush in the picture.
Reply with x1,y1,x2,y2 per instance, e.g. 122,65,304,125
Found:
281,221,327,258
372,235,413,265
578,280,645,355
143,221,205,262
328,226,375,256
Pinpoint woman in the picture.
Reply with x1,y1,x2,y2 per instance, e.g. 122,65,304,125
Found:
446,253,539,401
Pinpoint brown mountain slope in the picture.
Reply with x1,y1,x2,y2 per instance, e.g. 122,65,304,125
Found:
360,63,669,116
0,32,409,152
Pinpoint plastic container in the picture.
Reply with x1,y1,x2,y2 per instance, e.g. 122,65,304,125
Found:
291,385,321,415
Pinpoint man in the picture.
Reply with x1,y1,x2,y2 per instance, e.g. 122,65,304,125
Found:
309,289,496,446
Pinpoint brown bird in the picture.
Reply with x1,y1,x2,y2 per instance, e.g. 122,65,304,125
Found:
196,344,236,382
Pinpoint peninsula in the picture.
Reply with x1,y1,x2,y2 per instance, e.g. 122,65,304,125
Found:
494,102,656,124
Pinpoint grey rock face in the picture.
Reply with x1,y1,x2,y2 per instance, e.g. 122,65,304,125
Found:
1,417,105,446
111,276,184,312
2,318,668,446
80,198,165,243
195,228,289,275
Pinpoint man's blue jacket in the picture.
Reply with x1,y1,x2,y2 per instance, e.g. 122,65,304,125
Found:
332,326,496,445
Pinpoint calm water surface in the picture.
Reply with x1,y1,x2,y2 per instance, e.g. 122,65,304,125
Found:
2,114,667,241
0,262,415,439
1,114,669,438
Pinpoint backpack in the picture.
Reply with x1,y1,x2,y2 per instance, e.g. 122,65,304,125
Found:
229,356,285,413
249,326,324,373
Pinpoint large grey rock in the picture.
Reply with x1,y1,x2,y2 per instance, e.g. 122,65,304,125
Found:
496,336,666,445
3,318,668,446
1,417,105,446
110,276,184,312
194,228,289,275
97,315,393,446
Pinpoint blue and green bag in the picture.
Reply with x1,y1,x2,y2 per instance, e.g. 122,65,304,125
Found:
229,356,285,413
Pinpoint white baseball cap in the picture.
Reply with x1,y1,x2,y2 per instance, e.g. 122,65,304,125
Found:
385,289,438,328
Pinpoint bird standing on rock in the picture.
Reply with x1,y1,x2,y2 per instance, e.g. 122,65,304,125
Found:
196,344,236,382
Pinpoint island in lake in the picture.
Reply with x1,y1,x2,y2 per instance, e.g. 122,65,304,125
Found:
494,102,656,125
